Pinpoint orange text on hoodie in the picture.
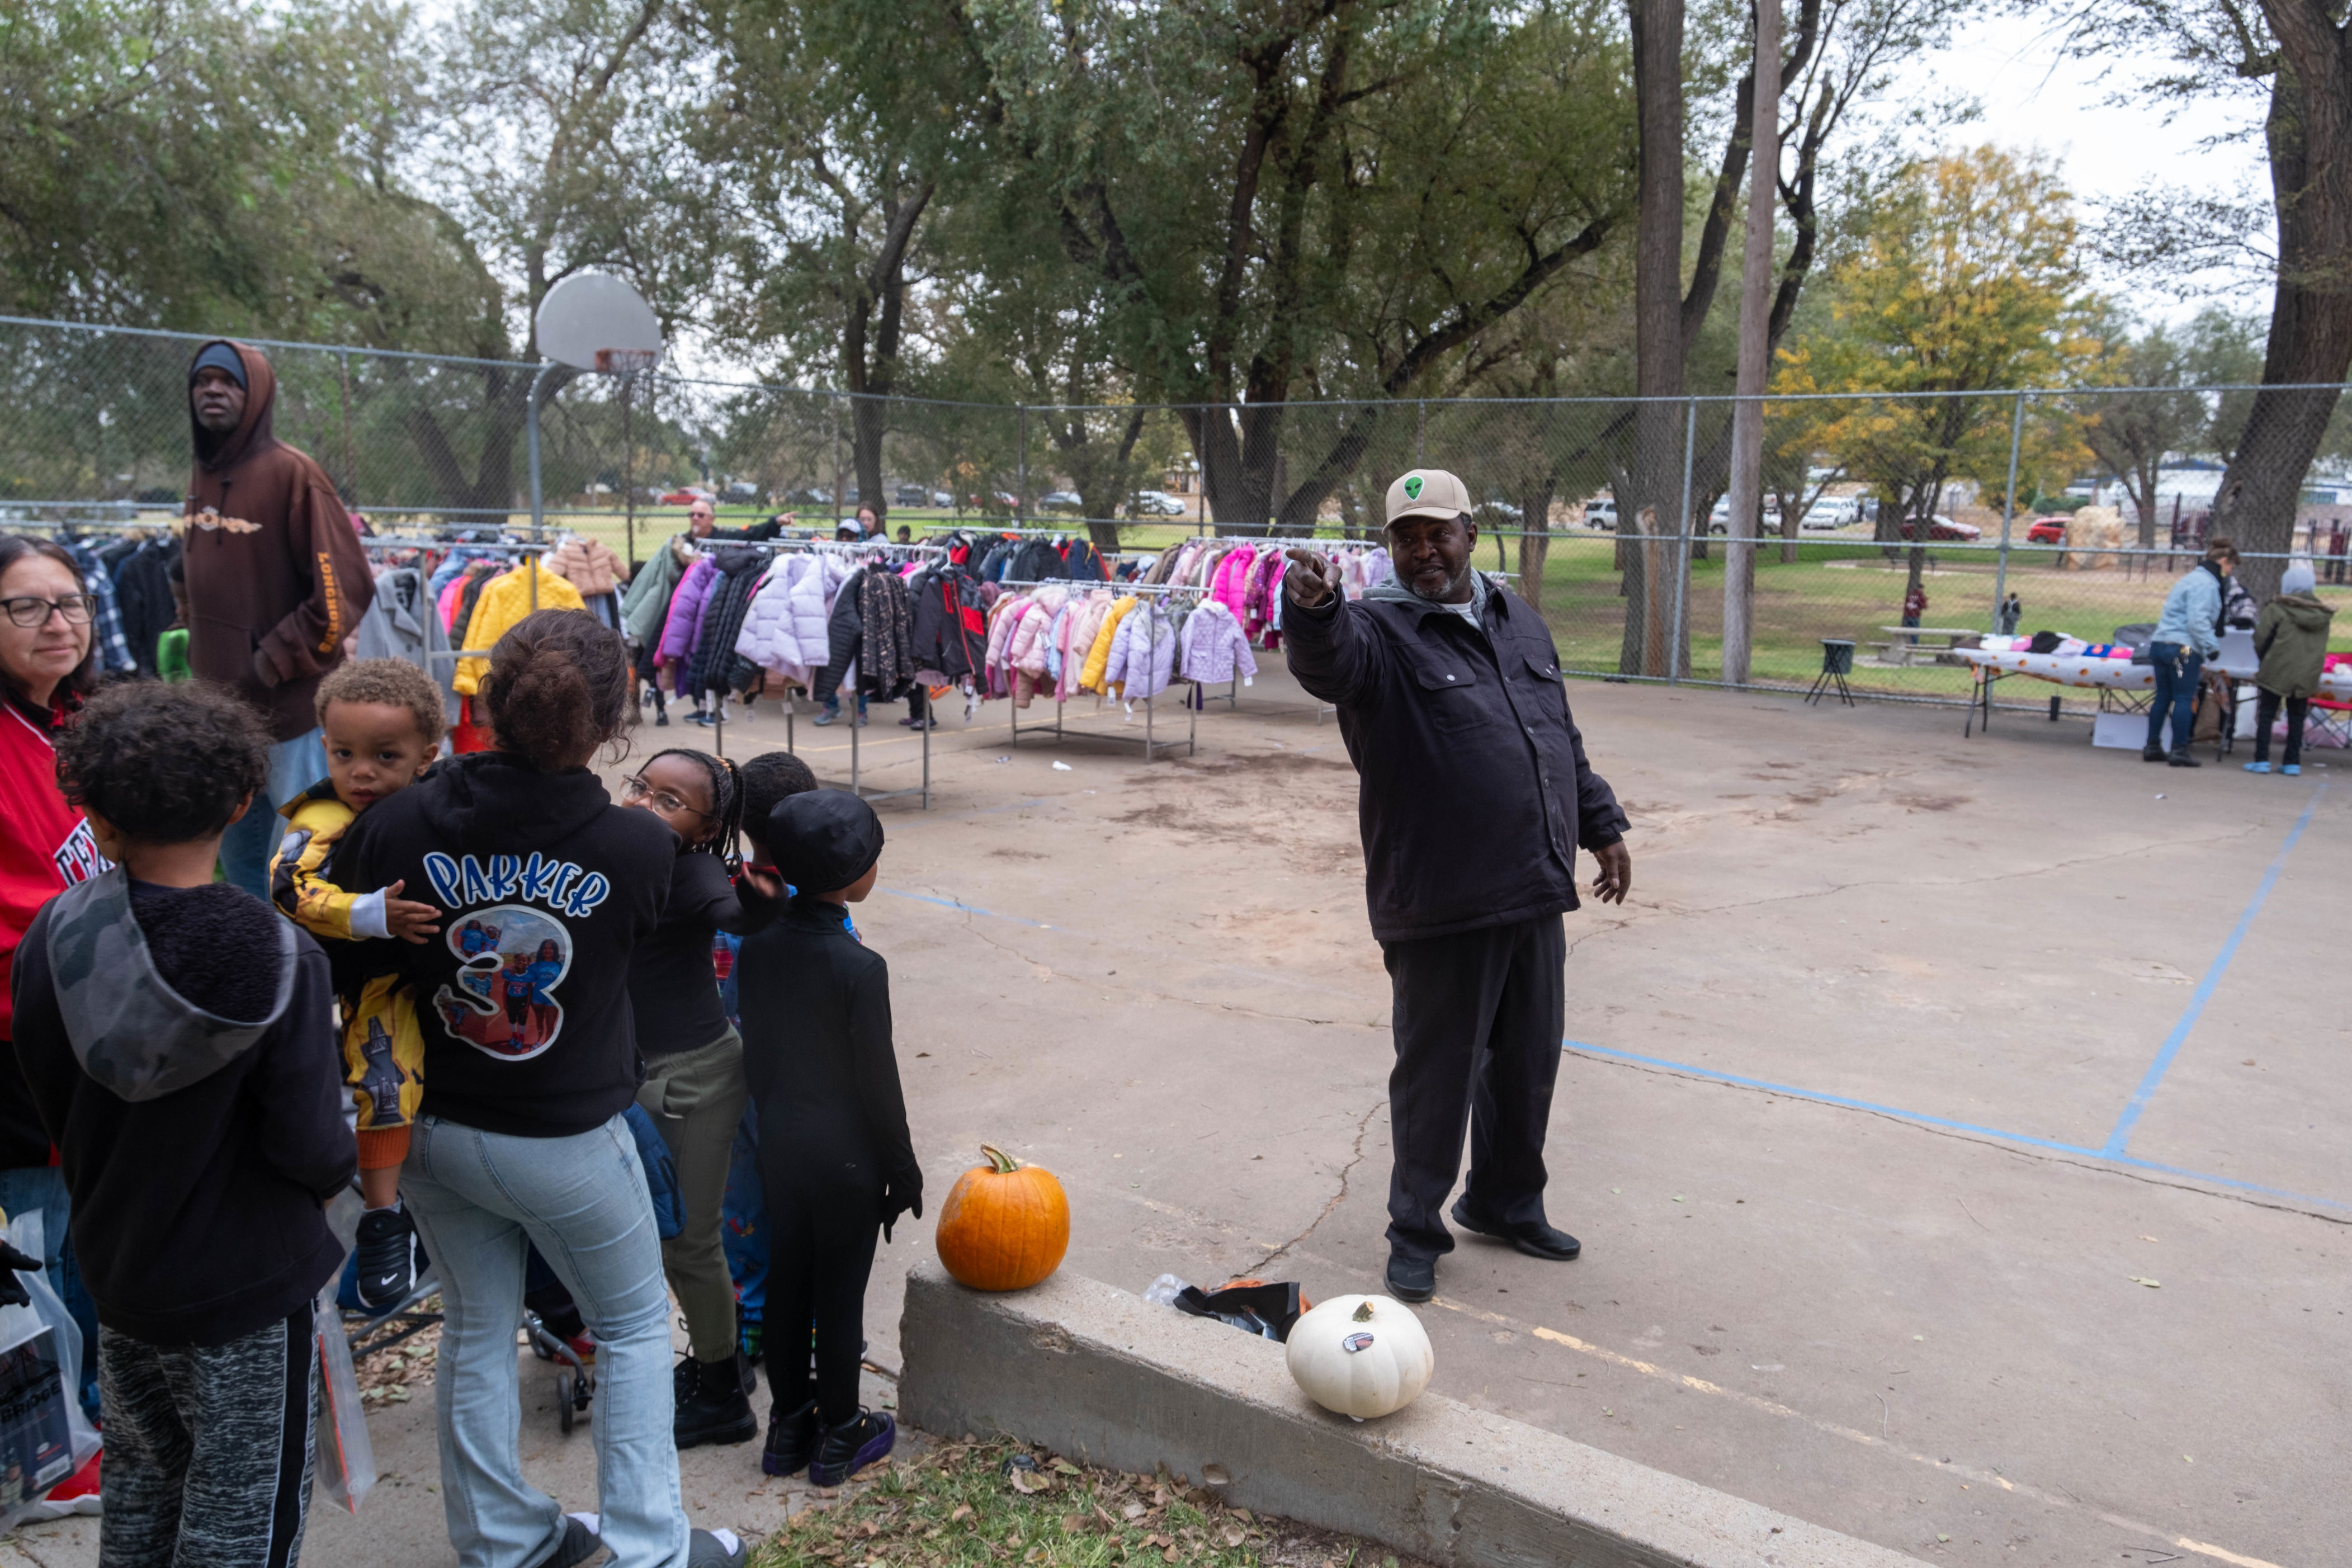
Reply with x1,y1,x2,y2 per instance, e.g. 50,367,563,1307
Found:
182,340,374,742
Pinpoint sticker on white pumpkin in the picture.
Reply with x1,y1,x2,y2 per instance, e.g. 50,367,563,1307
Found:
1286,1295,1434,1419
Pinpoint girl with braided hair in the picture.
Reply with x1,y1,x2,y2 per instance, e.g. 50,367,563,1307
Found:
619,745,778,1449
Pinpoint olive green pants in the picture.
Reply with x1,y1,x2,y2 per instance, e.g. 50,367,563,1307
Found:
636,1030,748,1364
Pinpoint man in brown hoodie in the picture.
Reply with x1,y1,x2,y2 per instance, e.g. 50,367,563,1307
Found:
184,340,374,898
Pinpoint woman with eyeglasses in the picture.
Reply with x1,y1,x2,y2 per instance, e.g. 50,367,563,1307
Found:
0,536,108,1425
616,748,776,1452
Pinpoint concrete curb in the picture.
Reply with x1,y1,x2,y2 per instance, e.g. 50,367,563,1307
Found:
899,1262,1924,1568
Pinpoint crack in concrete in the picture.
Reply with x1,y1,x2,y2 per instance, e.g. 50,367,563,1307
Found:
1254,1097,1384,1269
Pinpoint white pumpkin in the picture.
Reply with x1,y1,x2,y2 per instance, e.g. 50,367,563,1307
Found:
1285,1293,1434,1419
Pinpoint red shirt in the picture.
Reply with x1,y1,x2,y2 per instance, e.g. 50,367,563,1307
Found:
1,698,103,1041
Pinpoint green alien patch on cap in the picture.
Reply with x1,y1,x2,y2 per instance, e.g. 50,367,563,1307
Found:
1404,474,1424,500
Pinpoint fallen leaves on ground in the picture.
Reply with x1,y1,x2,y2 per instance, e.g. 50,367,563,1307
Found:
751,1438,1421,1568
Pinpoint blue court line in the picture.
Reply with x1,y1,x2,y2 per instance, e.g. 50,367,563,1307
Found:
878,887,1052,929
1562,1038,2349,1212
2101,781,2329,1156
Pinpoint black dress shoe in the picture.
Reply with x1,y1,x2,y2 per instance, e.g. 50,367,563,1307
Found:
1451,1198,1581,1260
1385,1251,1436,1302
2142,744,2166,762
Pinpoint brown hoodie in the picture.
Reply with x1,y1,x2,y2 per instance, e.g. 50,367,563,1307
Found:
183,341,374,740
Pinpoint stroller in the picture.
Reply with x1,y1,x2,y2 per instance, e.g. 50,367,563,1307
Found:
347,1102,685,1436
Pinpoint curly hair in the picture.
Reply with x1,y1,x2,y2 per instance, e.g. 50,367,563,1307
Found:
645,747,745,868
316,657,446,744
0,537,100,710
478,608,633,771
739,749,817,847
55,680,269,842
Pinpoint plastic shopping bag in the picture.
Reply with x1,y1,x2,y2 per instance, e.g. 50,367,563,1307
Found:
0,1211,102,1534
313,1192,376,1515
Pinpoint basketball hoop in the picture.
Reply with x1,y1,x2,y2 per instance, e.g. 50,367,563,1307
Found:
596,348,659,377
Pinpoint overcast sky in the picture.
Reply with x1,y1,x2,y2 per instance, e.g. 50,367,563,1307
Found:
1888,14,2273,323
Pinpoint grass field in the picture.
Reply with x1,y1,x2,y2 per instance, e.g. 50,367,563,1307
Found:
497,506,2352,707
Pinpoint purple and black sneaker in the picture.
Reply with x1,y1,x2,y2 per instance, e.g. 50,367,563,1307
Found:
807,1410,895,1486
762,1396,820,1477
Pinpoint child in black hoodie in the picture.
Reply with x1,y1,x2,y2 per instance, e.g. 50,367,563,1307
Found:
332,610,743,1568
11,681,354,1568
739,789,921,1486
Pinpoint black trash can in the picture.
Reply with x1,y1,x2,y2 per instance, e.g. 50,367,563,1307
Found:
1819,639,1855,675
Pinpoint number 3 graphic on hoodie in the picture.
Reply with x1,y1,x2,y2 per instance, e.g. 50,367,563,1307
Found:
436,906,573,1061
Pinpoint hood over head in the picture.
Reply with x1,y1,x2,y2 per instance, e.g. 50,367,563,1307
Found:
2281,560,2318,597
418,749,619,857
188,339,278,472
43,868,295,1102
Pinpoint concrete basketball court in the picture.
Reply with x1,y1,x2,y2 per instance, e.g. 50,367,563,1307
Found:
9,662,2343,1567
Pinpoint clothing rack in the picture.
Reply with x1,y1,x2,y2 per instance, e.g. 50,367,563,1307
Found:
995,580,1199,762
712,537,948,808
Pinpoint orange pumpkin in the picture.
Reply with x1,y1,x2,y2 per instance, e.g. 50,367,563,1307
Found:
935,1145,1069,1291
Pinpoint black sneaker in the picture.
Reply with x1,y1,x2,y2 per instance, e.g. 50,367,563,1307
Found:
531,1515,601,1568
2142,744,2166,762
762,1394,820,1477
353,1206,415,1310
686,1528,746,1566
1383,1251,1435,1303
2169,749,2202,768
675,1354,757,1449
807,1410,895,1486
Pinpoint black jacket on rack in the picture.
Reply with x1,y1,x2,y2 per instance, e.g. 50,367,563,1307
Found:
691,546,767,697
114,537,183,678
1009,539,1065,582
908,565,986,681
855,567,915,700
813,565,863,701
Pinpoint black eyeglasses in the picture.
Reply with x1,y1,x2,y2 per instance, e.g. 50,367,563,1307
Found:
1,595,97,629
621,774,711,819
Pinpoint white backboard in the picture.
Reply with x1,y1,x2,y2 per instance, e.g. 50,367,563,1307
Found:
534,273,662,372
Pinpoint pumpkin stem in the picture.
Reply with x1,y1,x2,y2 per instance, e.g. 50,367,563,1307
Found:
980,1144,1022,1174
1352,1300,1375,1322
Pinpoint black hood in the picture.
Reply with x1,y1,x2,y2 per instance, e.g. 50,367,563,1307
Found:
188,339,278,473
415,750,618,856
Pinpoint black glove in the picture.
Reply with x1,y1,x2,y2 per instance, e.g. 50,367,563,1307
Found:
880,1166,924,1242
0,1240,42,1309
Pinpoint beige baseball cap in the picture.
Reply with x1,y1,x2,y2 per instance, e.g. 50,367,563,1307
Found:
1385,468,1472,526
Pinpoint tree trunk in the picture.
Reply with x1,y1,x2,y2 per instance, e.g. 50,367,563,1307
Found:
1518,485,1555,613
1722,0,1780,687
2213,7,2352,598
1622,0,1687,677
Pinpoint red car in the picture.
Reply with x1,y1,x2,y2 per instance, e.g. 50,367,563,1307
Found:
2025,516,2068,544
1898,514,1982,542
659,489,710,506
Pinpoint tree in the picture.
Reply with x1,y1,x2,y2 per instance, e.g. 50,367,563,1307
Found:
2070,0,2352,594
929,0,1636,533
2081,315,2211,549
1775,147,2099,601
1614,0,1963,674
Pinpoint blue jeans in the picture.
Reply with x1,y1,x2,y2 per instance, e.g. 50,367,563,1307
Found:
402,1113,686,1568
216,728,329,899
0,1165,102,1422
2147,642,2204,754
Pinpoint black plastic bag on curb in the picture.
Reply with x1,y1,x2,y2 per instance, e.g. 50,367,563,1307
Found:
1172,1280,1304,1343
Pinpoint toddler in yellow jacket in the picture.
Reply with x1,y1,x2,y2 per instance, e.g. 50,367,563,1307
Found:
267,658,443,1307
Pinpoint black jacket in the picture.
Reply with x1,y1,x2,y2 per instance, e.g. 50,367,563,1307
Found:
11,877,353,1346
1283,578,1626,943
739,895,918,1195
330,752,674,1138
629,848,769,1059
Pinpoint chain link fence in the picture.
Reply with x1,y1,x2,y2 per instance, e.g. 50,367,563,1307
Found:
8,314,2348,710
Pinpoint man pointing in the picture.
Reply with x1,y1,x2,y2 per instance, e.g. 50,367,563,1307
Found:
1283,468,1630,1303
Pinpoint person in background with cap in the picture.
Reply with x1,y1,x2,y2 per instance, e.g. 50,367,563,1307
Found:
183,341,373,898
2244,557,2334,776
735,789,919,1487
1283,469,1631,1303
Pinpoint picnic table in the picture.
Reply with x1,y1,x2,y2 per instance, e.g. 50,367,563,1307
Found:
1868,626,1983,667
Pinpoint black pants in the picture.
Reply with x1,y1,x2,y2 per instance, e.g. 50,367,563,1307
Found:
633,640,666,718
1381,913,1566,1262
2253,687,2311,767
100,1310,315,1568
759,1155,880,1426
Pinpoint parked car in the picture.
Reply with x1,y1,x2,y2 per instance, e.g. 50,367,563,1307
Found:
1706,494,1782,535
967,492,1021,511
1582,497,1618,530
659,488,711,506
895,483,930,507
722,480,760,501
1039,490,1084,512
1798,495,1861,530
1898,514,1981,542
2025,516,2068,544
1127,490,1188,516
930,489,954,508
